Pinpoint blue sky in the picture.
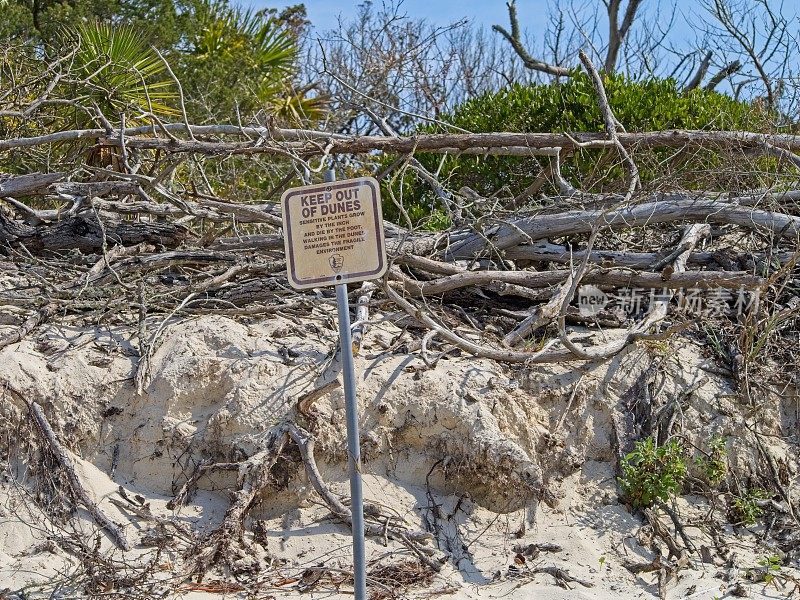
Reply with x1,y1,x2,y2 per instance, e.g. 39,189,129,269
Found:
258,1,557,34
247,0,799,103
252,1,702,57
249,0,798,47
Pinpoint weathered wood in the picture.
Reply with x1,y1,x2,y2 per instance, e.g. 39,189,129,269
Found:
209,234,283,252
398,267,762,297
503,241,797,269
86,250,239,286
351,281,376,355
0,211,188,255
0,172,66,195
503,275,575,347
6,124,800,157
28,400,130,550
0,176,139,200
0,304,55,351
385,282,576,363
447,196,800,258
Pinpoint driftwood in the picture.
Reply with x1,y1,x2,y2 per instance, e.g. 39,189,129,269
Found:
504,241,794,270
6,124,800,156
396,267,762,297
287,423,441,572
0,211,188,255
503,275,575,347
447,196,800,258
25,399,131,550
351,282,376,355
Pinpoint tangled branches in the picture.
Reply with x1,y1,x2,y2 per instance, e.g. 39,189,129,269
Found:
0,39,799,600
1,48,798,378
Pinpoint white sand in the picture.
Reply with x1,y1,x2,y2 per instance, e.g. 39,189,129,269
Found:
0,311,796,598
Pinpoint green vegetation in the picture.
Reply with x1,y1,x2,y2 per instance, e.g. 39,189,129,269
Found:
758,554,783,587
695,435,728,486
383,73,770,226
178,1,323,122
0,1,321,202
1,0,318,126
732,488,769,525
619,437,687,509
69,23,179,122
447,72,759,136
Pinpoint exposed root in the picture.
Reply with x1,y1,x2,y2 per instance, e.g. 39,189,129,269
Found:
189,423,289,577
625,507,690,600
11,386,131,551
529,565,593,589
166,459,239,510
287,422,442,572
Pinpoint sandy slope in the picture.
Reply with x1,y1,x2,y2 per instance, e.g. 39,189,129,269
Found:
0,311,797,598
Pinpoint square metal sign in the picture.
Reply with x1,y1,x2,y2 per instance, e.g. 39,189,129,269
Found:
281,176,387,290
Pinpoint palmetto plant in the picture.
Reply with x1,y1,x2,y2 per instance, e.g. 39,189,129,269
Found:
69,22,178,123
190,1,295,69
182,0,325,123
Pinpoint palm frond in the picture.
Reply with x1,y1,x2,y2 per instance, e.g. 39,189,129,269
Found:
70,22,178,120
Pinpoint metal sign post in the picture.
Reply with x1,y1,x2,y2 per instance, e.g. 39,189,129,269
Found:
329,169,367,600
281,169,386,600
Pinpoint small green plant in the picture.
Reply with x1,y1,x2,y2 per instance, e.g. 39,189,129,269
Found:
642,338,670,355
695,435,728,486
619,437,687,508
732,488,768,525
757,554,783,588
701,324,731,366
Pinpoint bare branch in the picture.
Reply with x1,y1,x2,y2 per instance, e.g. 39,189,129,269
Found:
605,0,645,72
493,1,572,77
704,59,743,91
685,50,713,90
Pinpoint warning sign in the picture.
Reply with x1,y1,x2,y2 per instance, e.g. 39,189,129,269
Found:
281,177,387,290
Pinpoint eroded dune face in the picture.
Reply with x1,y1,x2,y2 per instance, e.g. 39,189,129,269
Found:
0,313,797,599
1,313,793,510
3,315,546,508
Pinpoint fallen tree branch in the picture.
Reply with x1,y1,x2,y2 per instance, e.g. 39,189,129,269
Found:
503,273,575,347
0,211,188,255
0,303,56,351
26,399,130,550
351,282,376,355
530,565,594,589
384,282,574,364
287,423,440,571
578,49,640,196
7,124,800,157
447,195,800,258
396,267,762,297
167,460,239,510
504,241,795,269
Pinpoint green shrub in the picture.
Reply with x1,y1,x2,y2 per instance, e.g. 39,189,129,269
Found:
382,73,771,226
732,488,768,525
619,437,687,508
446,72,759,134
695,435,728,487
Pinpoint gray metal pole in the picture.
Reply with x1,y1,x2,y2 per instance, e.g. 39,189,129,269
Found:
326,168,367,600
